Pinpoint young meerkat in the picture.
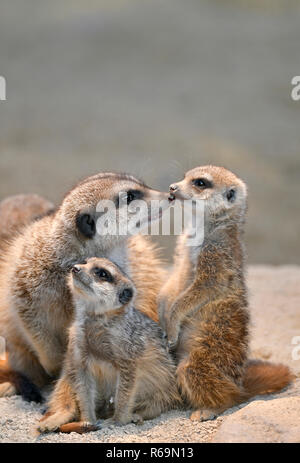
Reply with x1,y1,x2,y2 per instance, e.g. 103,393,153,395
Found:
0,173,169,400
159,165,294,422
38,258,181,433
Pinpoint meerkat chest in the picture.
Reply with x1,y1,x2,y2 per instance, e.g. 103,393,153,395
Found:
181,244,201,288
84,318,115,363
88,356,117,385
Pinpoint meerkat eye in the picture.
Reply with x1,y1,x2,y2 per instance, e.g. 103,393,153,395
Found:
192,178,213,189
115,189,144,207
93,267,113,282
126,190,144,205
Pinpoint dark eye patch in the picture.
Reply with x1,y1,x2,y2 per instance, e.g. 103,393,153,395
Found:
114,189,144,208
192,178,213,189
76,213,96,238
93,267,113,283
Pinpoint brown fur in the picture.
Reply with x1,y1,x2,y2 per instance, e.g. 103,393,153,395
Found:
243,360,293,397
0,194,54,249
159,165,294,421
0,173,168,399
0,359,19,397
38,258,180,433
0,358,44,402
0,194,54,392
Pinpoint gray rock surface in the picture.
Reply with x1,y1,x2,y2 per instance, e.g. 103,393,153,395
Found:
212,264,300,443
213,382,300,443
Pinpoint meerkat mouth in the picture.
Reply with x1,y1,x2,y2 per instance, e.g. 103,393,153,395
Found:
168,193,176,202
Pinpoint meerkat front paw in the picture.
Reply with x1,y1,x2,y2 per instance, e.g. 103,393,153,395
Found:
131,413,144,425
165,324,180,352
96,417,117,428
167,337,179,353
158,299,167,331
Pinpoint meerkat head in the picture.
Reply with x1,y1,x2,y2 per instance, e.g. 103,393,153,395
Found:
69,257,135,313
56,172,170,249
169,165,247,221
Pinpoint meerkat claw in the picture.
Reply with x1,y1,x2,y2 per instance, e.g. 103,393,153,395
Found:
167,339,178,353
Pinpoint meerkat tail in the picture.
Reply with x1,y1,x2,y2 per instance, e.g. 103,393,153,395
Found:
243,360,295,398
58,422,100,434
0,359,43,402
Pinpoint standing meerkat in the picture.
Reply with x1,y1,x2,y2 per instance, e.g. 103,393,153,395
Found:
38,258,181,433
0,172,169,400
159,165,294,421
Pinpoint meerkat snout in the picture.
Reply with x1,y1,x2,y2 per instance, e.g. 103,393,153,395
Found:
168,184,178,202
72,265,81,274
169,184,179,193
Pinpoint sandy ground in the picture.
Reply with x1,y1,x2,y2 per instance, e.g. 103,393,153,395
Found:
0,264,299,443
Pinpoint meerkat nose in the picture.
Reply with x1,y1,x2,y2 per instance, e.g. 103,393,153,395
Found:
169,184,178,202
119,287,133,304
169,184,178,192
72,265,81,274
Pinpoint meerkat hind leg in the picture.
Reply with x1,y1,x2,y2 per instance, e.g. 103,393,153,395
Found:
176,353,241,422
134,402,165,422
38,409,77,433
37,377,78,433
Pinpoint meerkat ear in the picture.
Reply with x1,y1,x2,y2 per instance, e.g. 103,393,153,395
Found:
76,213,96,238
226,187,236,203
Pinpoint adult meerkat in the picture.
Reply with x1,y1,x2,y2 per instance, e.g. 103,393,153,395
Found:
0,194,55,400
38,258,180,433
0,173,169,400
159,165,294,421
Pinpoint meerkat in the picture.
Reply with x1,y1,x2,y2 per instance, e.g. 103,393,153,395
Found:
0,194,55,248
159,165,294,421
0,172,169,401
38,258,180,433
0,194,55,400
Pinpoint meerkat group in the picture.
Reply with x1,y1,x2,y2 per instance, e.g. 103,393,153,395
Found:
0,173,168,400
0,166,294,433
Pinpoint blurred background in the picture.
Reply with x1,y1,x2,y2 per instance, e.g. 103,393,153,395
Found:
0,0,299,264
